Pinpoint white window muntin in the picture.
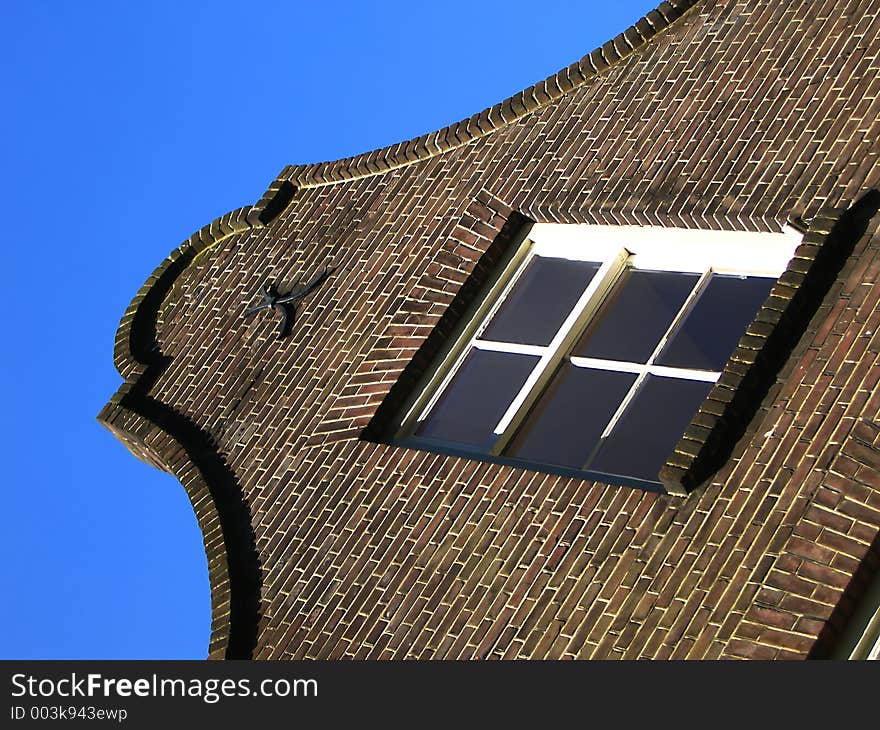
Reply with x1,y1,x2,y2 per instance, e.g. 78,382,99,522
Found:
405,224,800,451
580,267,712,441
490,250,627,436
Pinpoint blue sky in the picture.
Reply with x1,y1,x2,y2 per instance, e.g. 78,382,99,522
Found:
1,1,659,659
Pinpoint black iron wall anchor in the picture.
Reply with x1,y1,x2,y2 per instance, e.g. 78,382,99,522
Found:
243,265,334,339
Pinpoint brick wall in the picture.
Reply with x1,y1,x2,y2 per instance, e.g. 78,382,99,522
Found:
101,0,880,659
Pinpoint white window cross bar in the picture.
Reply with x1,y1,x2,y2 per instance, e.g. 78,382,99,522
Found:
569,356,721,382
492,250,628,435
472,340,548,357
595,269,712,440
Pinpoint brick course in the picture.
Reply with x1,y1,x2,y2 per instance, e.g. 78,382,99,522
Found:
101,0,880,659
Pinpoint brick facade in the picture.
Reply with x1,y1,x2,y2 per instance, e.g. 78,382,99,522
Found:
100,0,880,659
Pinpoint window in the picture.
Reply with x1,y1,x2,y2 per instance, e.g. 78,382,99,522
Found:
394,224,801,491
833,568,880,660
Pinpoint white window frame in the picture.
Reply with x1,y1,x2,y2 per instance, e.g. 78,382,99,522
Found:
852,607,880,660
398,223,802,479
833,567,880,660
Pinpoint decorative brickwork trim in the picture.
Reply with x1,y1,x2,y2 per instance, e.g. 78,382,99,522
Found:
114,207,250,382
98,177,297,658
98,397,236,660
112,177,298,382
519,206,783,234
660,191,880,495
280,0,701,189
724,419,880,660
248,179,297,226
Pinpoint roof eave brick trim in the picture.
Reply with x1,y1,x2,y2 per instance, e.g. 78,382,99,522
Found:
281,0,702,189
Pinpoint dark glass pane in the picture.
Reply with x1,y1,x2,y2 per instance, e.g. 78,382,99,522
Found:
505,364,636,469
656,274,775,371
416,349,539,451
481,257,600,346
574,269,698,363
589,376,713,483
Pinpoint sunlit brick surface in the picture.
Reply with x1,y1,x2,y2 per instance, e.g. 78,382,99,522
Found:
102,0,880,659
